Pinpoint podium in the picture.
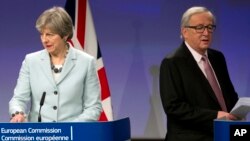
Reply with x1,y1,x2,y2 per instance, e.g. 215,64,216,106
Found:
0,117,130,141
214,120,250,141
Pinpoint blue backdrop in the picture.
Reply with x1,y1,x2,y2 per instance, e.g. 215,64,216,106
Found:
1,0,250,139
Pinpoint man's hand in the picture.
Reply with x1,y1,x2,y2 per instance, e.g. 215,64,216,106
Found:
217,111,238,120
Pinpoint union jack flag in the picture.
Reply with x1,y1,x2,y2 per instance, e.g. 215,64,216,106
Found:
65,0,113,121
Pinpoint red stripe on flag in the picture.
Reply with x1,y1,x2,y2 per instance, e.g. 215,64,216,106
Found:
66,0,113,121
77,0,87,48
99,111,108,121
98,67,110,100
68,40,74,47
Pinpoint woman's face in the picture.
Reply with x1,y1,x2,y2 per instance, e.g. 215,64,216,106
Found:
40,27,66,55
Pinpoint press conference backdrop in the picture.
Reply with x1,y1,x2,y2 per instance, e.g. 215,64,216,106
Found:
1,0,250,139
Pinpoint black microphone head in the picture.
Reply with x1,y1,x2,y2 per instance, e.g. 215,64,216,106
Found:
40,92,46,106
38,92,46,122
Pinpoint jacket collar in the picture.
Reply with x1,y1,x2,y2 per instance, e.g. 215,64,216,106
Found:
178,42,220,104
39,47,76,85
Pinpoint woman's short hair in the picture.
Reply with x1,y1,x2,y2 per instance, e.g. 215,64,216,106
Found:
181,6,216,28
35,6,73,40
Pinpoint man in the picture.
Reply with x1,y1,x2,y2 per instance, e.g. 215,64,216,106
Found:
160,6,239,141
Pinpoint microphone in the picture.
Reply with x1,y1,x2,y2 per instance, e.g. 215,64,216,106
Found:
38,92,46,122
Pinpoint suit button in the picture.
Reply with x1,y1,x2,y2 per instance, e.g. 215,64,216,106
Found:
54,91,58,95
53,106,57,110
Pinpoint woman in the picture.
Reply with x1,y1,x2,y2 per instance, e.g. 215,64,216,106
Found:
9,7,102,122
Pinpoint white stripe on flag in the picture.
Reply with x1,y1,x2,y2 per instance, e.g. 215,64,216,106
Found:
84,1,98,58
102,97,113,121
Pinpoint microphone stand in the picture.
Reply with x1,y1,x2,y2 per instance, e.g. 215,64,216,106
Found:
38,92,46,122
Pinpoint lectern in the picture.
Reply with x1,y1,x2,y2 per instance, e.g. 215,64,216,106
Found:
214,120,250,141
0,117,130,141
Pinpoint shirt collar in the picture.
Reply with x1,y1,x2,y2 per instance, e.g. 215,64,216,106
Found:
185,41,208,63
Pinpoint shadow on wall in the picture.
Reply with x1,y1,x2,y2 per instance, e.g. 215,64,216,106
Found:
144,65,166,138
117,19,166,138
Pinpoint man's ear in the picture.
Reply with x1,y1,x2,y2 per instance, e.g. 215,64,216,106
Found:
181,27,187,39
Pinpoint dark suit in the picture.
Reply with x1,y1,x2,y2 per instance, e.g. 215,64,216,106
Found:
160,42,238,141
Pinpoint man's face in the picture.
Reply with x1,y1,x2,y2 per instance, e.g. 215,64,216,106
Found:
182,12,214,55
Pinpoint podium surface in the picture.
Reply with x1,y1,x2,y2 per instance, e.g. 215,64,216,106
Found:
214,120,250,141
0,117,130,141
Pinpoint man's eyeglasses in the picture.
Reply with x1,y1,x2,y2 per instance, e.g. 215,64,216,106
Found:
184,25,216,33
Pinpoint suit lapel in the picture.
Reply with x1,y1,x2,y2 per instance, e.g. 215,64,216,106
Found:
56,47,76,85
207,51,228,107
181,44,220,104
39,50,56,87
207,51,221,85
